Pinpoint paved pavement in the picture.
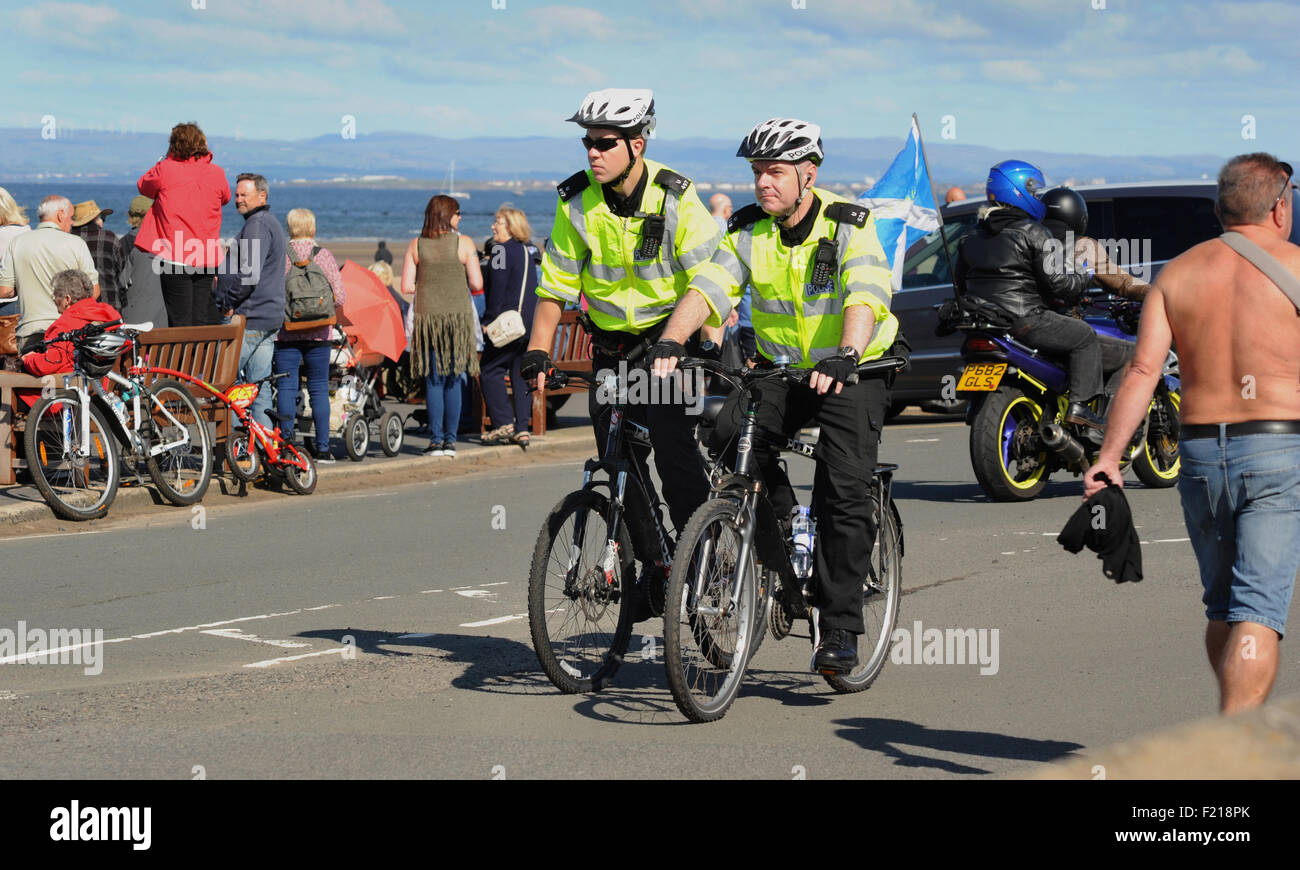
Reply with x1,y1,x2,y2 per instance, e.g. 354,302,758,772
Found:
1,408,1296,778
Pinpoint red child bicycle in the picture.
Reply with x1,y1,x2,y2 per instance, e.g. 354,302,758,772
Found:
129,351,317,494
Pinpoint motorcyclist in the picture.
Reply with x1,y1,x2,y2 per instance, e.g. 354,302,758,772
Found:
648,117,901,674
1040,187,1151,300
954,160,1104,429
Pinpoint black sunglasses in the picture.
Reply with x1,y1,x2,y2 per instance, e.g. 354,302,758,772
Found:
1274,161,1296,209
582,135,623,153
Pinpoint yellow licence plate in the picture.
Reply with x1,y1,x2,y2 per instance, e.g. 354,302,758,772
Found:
957,363,1008,392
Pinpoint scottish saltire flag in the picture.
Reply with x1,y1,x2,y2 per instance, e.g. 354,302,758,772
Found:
857,115,942,291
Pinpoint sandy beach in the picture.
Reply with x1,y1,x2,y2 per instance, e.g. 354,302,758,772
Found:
319,240,390,268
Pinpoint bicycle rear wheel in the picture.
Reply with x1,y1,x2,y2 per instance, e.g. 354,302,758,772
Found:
528,489,634,694
24,394,119,521
144,378,212,506
824,490,902,693
663,497,759,723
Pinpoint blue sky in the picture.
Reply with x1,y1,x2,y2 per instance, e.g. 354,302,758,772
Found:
4,0,1297,157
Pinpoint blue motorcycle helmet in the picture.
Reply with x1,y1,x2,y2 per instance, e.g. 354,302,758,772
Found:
986,159,1047,221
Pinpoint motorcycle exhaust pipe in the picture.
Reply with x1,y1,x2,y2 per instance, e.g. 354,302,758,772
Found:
1040,423,1088,467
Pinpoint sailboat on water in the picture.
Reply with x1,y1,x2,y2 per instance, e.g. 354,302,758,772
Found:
443,160,470,200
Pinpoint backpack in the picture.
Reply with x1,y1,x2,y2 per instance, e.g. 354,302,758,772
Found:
284,246,336,328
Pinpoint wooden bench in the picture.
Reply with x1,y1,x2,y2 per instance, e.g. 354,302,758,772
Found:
1,315,245,487
474,308,591,436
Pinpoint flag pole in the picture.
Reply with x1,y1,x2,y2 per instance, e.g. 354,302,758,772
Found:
913,113,960,297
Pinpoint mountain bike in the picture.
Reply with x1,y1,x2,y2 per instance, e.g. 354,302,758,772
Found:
661,355,907,722
527,362,677,694
24,320,212,521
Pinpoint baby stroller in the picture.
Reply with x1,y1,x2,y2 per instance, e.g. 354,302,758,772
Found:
296,328,405,461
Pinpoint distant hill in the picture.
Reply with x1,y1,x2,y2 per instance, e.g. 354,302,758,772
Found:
0,127,1224,189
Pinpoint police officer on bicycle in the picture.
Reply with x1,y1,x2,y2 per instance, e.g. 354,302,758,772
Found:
521,88,723,619
648,117,901,673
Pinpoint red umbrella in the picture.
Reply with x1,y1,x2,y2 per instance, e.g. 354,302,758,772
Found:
338,260,406,363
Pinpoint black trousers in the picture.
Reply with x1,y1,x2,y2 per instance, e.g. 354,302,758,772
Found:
159,268,219,327
481,336,532,432
588,348,710,558
1011,309,1103,401
711,373,889,634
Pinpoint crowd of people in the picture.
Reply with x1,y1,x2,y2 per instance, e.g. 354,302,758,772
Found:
1,120,550,464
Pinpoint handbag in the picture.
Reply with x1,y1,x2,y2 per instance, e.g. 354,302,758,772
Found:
0,313,18,356
484,247,529,346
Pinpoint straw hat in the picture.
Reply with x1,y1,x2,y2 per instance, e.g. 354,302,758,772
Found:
71,200,113,227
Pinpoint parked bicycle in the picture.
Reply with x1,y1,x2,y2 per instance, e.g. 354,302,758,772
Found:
661,355,907,722
24,320,213,521
129,356,319,496
527,358,677,694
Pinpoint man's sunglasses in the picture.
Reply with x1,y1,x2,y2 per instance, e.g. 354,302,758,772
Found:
1274,161,1296,209
582,135,624,153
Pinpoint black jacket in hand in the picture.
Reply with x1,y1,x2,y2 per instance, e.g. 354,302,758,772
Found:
955,205,1093,319
1057,480,1143,583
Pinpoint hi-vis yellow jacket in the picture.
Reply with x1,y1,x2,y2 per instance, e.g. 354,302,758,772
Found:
689,189,898,369
537,158,722,334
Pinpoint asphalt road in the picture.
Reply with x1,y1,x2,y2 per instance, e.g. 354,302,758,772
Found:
2,415,1296,779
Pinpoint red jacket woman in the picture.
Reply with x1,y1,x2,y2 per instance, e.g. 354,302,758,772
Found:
134,123,231,326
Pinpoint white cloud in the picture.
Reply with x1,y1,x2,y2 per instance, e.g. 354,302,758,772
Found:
982,60,1044,83
526,5,617,43
551,54,603,87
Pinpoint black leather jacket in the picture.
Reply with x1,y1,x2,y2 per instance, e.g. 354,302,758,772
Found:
954,206,1092,319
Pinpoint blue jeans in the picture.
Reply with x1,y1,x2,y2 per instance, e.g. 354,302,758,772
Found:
1178,430,1300,637
238,329,276,429
426,369,466,445
274,341,331,452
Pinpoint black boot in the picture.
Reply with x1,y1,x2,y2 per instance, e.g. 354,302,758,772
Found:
813,628,860,674
1064,402,1105,430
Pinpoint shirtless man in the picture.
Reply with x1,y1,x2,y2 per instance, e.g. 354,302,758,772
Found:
1084,153,1300,713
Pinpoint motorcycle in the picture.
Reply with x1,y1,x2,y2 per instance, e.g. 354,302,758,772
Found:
938,293,1181,502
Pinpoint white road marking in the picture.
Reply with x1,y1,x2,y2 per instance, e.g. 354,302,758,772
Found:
0,690,19,700
905,438,940,443
1000,551,1016,556
456,590,496,599
371,596,396,600
461,613,528,628
395,633,435,640
200,629,309,649
419,589,444,594
450,582,509,590
1152,537,1191,544
243,647,351,668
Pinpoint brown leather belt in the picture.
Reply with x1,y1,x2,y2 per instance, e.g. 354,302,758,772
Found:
1181,420,1300,439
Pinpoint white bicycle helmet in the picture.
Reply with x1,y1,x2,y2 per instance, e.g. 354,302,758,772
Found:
80,330,131,377
737,118,824,166
567,88,657,139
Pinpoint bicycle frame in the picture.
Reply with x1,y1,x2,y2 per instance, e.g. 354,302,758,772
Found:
553,368,674,600
129,361,311,474
47,364,193,463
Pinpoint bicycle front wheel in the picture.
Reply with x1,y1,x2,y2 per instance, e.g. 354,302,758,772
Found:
528,490,634,694
144,378,212,506
24,394,119,521
824,492,903,693
281,443,317,495
663,497,759,723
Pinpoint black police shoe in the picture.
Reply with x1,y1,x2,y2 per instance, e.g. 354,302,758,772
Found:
813,628,860,674
1064,402,1106,430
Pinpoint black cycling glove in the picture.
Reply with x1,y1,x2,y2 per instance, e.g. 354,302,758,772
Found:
646,339,687,368
520,349,555,382
812,354,858,387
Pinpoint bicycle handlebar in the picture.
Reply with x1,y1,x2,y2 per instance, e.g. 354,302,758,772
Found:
32,319,124,352
678,355,908,391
